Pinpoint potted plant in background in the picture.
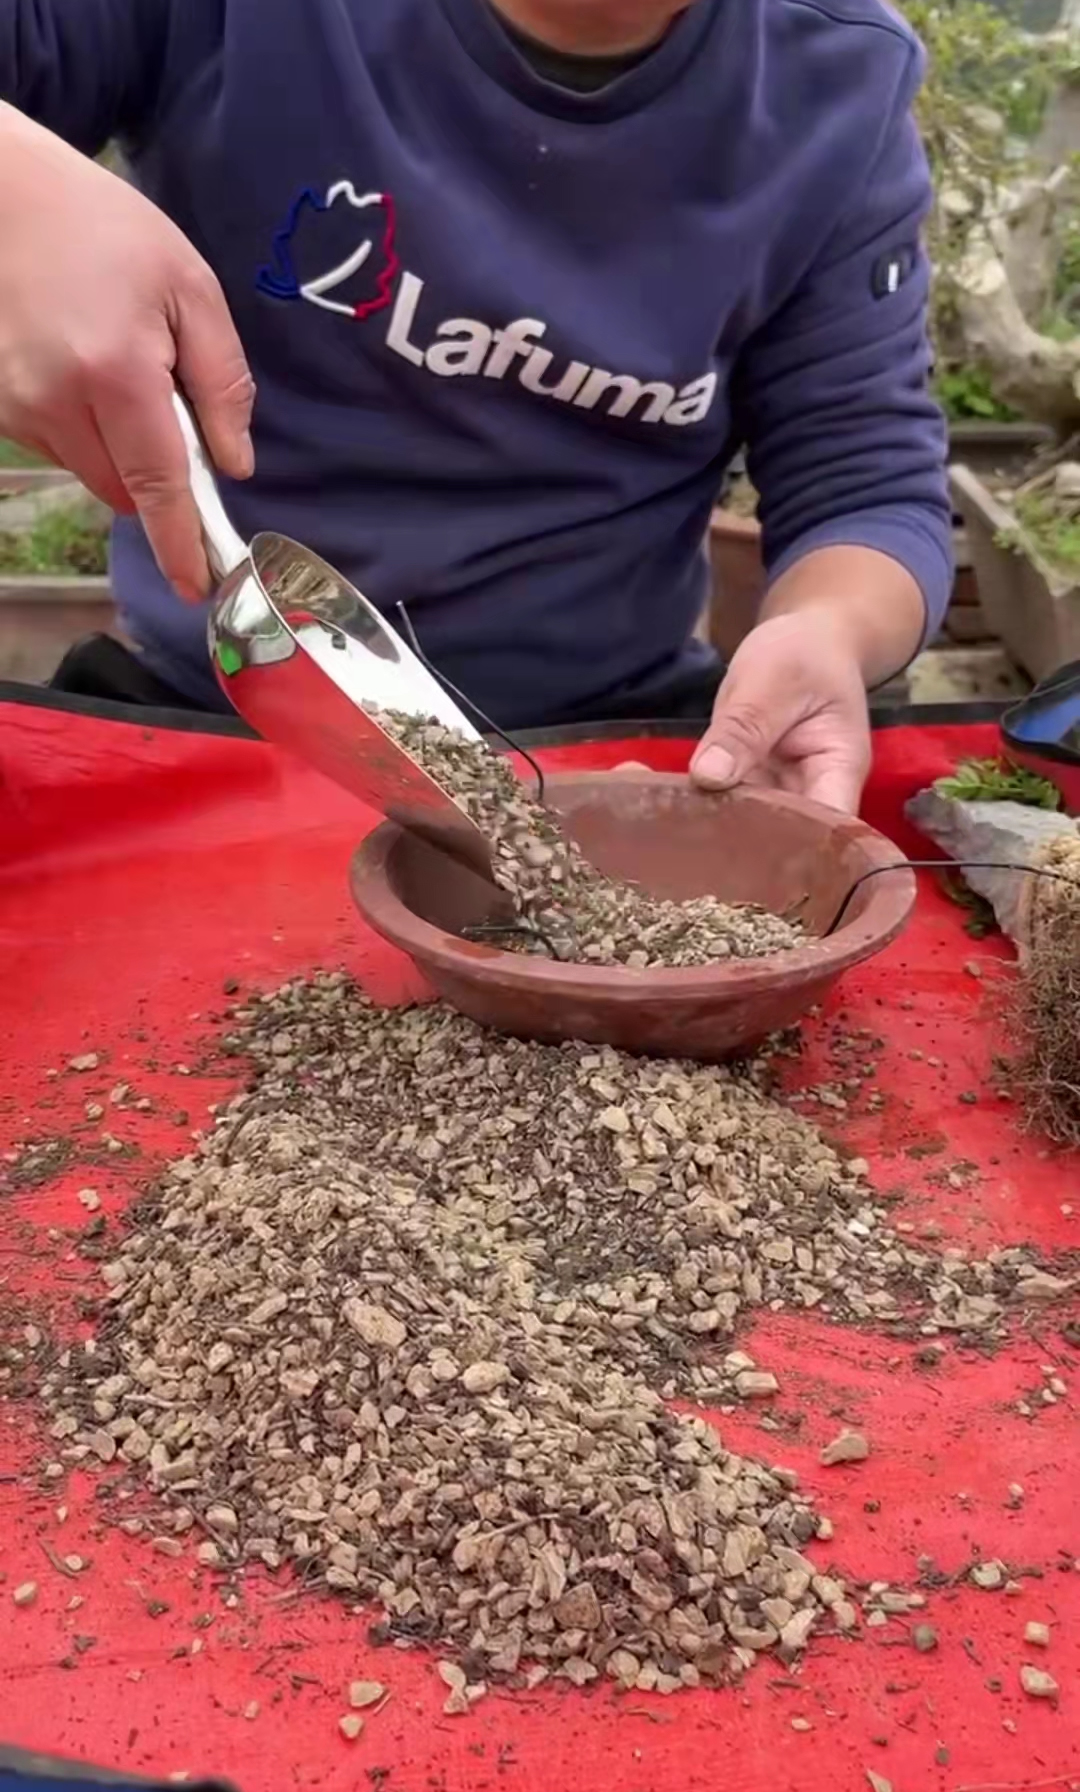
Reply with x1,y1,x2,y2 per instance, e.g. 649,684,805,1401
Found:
0,441,112,684
945,0,1080,682
709,0,1059,676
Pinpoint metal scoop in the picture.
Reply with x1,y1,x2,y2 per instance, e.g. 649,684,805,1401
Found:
172,391,496,881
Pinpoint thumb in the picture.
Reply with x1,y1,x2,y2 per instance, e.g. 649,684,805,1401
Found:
691,653,794,790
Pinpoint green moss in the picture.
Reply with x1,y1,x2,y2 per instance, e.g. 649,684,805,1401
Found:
936,755,1062,809
935,365,1019,424
0,506,108,577
1007,488,1080,576
0,439,45,470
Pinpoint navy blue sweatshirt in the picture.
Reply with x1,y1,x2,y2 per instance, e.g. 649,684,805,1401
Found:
1,0,951,726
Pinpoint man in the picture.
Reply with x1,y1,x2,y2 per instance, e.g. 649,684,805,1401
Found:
0,0,950,812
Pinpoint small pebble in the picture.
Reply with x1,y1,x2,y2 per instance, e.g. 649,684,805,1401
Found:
912,1624,938,1654
339,1715,364,1742
348,1681,385,1710
12,1582,38,1608
735,1370,779,1399
1025,1621,1051,1648
1020,1664,1058,1700
820,1429,870,1467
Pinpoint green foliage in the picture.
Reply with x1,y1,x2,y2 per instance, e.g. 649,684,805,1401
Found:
0,439,44,470
1047,199,1080,335
936,754,1062,808
901,0,1058,213
0,505,108,577
934,364,1019,420
941,872,999,935
898,1,1071,415
1007,486,1080,573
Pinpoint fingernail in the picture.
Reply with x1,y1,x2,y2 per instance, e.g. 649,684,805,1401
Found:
692,745,736,787
237,430,255,478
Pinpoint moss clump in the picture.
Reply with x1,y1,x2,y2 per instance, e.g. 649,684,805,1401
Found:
0,505,108,577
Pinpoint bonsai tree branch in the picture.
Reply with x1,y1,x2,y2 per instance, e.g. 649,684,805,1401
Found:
955,233,1080,437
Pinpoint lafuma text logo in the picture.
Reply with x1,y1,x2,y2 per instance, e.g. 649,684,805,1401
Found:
257,181,717,429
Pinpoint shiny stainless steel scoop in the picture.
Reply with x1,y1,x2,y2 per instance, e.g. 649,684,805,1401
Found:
172,392,495,881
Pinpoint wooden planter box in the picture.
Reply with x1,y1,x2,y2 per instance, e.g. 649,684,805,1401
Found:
0,576,115,683
949,463,1080,684
707,426,1049,659
0,474,115,682
946,421,1050,482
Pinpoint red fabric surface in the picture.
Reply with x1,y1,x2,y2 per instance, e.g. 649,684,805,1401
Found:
0,703,1077,1792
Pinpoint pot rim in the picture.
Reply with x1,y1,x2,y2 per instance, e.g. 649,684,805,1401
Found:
350,773,916,999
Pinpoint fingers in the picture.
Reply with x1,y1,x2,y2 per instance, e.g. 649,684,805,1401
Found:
689,613,871,814
691,653,794,791
35,406,135,516
0,116,254,606
96,362,210,602
173,263,256,483
794,752,867,815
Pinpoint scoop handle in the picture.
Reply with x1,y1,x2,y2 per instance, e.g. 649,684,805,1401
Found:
171,390,250,583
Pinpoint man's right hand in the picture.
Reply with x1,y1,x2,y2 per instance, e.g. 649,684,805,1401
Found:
0,104,255,601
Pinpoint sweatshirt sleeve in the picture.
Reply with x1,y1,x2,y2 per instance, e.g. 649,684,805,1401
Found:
0,0,173,155
732,54,952,645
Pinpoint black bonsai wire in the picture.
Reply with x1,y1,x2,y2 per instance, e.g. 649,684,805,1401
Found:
395,601,547,804
824,859,1080,938
459,918,565,958
391,611,1080,955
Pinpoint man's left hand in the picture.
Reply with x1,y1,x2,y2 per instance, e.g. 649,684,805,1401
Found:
690,609,871,815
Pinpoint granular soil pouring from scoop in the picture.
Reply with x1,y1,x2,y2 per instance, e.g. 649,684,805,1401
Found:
37,975,1075,1693
373,712,803,967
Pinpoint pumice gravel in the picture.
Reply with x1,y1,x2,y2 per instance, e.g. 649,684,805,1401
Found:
374,712,803,967
38,976,1072,1693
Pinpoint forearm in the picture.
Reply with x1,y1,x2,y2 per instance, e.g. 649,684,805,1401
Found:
761,543,926,688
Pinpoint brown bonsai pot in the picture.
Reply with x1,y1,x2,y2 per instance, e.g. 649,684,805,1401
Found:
350,772,915,1063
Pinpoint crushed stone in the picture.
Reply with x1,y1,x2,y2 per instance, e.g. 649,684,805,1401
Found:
36,975,1077,1690
374,713,802,967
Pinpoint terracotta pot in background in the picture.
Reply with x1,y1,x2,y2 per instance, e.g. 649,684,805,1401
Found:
706,431,1014,658
706,511,766,657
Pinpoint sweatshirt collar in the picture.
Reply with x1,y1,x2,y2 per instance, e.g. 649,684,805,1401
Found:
437,0,719,121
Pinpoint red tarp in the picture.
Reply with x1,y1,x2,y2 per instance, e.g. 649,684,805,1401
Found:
0,698,1077,1792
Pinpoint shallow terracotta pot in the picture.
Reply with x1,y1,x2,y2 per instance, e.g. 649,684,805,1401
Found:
350,773,915,1062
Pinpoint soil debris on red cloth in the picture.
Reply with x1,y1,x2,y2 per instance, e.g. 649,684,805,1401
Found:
33,974,1076,1696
